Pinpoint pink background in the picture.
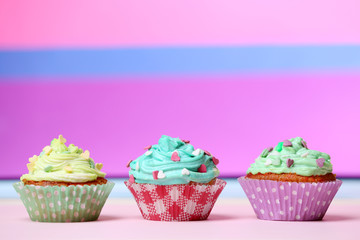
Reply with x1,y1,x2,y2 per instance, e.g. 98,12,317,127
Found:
1,74,359,178
1,1,360,178
1,0,360,48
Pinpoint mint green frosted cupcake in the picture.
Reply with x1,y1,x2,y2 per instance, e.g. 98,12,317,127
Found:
239,137,342,221
13,135,114,222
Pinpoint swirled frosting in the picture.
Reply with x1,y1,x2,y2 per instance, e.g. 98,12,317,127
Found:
128,135,220,185
20,135,106,182
247,137,333,176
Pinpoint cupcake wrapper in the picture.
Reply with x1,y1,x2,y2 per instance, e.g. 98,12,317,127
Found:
125,179,226,221
238,177,342,221
13,181,114,222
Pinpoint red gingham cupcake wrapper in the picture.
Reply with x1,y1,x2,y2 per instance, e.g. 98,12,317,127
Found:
125,179,226,221
238,177,342,221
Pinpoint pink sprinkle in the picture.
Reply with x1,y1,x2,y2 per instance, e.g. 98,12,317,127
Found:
171,151,181,162
152,171,159,180
283,140,292,147
286,159,294,168
129,175,135,183
212,157,219,165
301,140,308,149
198,164,207,173
204,150,211,156
144,145,152,150
266,147,273,152
316,158,325,168
126,160,133,168
182,139,190,144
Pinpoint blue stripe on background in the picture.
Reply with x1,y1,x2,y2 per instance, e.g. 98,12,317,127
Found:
1,46,360,78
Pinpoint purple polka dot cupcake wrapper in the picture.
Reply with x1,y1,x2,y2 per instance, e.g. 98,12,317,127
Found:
238,177,342,221
13,181,114,222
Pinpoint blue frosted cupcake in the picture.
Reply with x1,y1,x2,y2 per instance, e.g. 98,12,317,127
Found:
125,135,226,221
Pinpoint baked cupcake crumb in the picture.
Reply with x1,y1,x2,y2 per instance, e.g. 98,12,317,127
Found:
246,172,336,183
22,177,108,186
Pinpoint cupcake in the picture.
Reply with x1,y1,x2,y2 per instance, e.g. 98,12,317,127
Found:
238,137,342,221
125,135,226,221
13,135,114,222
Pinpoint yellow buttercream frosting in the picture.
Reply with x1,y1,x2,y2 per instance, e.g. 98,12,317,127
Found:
21,135,106,182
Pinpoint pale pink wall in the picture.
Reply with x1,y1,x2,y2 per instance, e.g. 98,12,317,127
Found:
1,0,360,48
1,74,359,178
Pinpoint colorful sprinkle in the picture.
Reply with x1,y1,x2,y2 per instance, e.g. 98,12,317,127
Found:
144,145,152,150
129,174,135,183
171,151,181,162
192,149,202,156
64,166,73,173
283,140,292,147
275,142,283,152
145,150,153,156
126,160,133,168
301,140,308,149
181,139,190,144
27,162,35,172
204,150,211,156
43,146,52,155
316,158,325,168
212,156,220,165
286,159,294,168
29,155,38,163
89,159,95,169
157,170,166,179
264,159,272,166
181,168,190,175
80,150,90,159
95,163,103,170
198,164,207,173
301,152,309,158
152,171,159,180
44,165,53,172
58,135,67,144
271,158,281,166
261,147,273,157
260,149,268,158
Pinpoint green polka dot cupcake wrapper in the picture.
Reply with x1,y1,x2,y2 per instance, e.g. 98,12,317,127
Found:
13,181,114,222
238,177,342,221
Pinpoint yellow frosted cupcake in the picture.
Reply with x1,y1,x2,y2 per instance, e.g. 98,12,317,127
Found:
13,135,114,222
